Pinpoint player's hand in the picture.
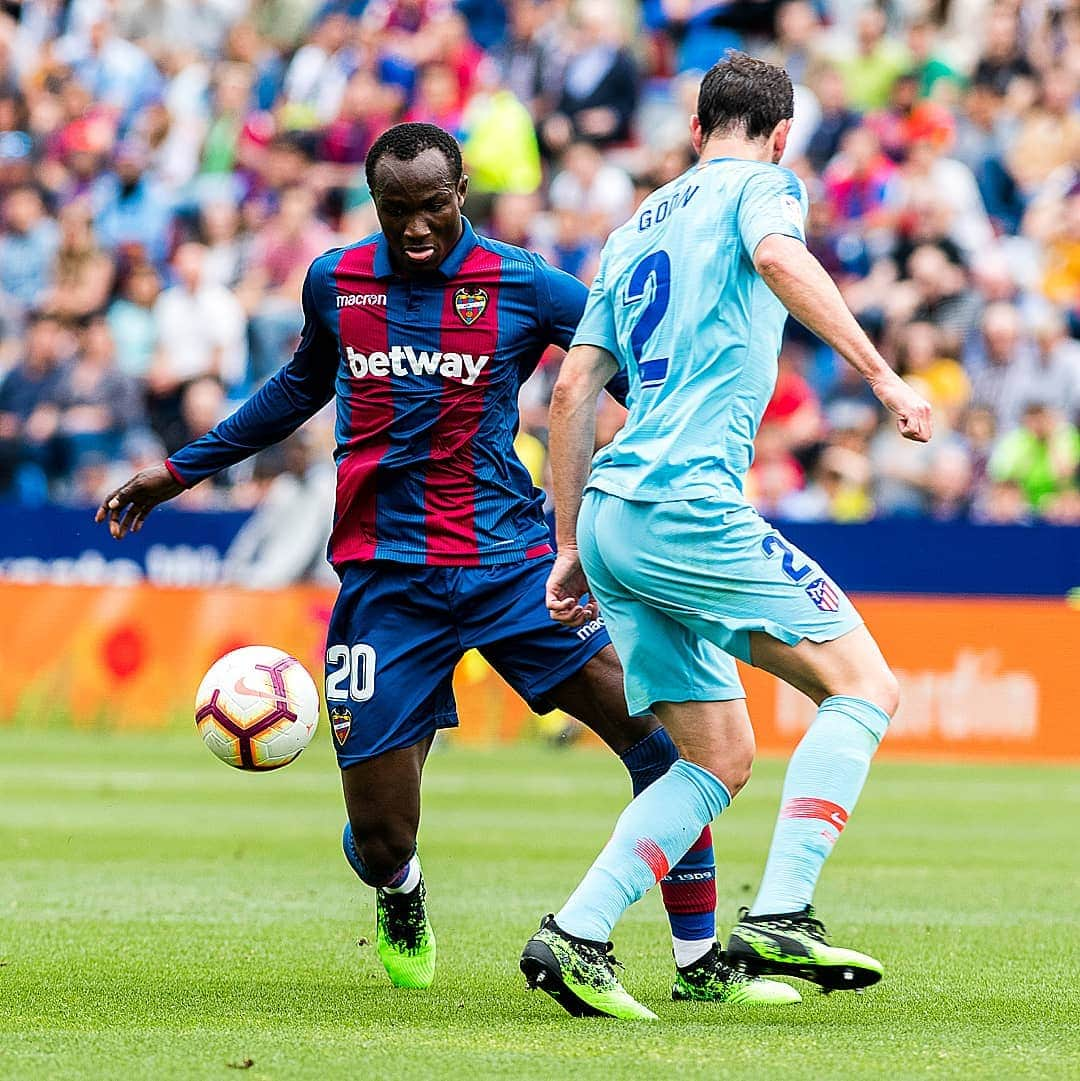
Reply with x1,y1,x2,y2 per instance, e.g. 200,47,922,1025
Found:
95,462,185,539
545,549,598,628
872,376,933,443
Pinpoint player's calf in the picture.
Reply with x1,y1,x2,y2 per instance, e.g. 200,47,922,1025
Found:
343,822,437,989
550,656,729,971
344,818,417,887
741,692,890,955
618,728,720,968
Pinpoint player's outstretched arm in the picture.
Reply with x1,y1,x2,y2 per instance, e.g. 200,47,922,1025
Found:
754,234,932,443
96,266,339,540
96,463,185,539
546,343,618,627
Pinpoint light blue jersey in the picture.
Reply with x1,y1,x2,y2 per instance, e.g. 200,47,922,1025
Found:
570,156,861,715
573,157,808,502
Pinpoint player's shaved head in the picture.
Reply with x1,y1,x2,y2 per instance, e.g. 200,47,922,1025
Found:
696,52,794,143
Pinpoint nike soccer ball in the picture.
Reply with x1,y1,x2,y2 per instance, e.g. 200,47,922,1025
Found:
195,646,320,771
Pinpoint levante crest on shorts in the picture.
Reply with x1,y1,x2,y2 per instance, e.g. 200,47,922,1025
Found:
454,287,488,325
330,706,352,746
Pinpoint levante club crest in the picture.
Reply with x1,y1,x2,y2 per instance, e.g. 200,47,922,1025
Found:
329,706,352,746
454,287,488,325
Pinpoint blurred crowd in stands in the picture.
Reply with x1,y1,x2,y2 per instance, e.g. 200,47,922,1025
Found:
0,0,1078,530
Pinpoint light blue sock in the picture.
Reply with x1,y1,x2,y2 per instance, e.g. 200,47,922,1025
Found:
750,695,890,916
620,728,718,951
556,760,731,943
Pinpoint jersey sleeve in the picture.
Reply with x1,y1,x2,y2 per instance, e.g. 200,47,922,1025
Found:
569,255,619,359
167,263,338,487
533,255,589,350
737,168,808,261
563,254,628,405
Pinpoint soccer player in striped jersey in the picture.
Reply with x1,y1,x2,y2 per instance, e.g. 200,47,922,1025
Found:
96,123,785,1009
521,54,932,1019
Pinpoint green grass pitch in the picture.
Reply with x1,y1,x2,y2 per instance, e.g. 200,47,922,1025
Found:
1,726,1077,1081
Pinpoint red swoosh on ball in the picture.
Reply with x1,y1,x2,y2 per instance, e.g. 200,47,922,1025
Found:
233,676,279,702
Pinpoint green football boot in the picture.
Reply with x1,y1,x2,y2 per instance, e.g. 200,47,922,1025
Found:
726,905,883,991
672,944,802,1004
520,915,658,1020
375,878,436,989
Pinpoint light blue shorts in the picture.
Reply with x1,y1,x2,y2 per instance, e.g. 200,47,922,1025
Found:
578,489,863,716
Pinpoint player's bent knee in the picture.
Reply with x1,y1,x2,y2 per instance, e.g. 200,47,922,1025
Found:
830,656,900,719
349,824,416,887
721,752,753,798
690,747,753,799
879,668,901,719
859,666,900,719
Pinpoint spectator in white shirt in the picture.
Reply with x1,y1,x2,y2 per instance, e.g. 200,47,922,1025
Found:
549,140,633,242
281,12,353,125
223,430,337,588
148,241,247,440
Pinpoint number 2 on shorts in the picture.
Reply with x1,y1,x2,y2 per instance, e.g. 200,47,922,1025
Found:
761,534,811,583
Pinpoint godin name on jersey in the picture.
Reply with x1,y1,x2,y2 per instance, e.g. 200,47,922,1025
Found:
636,182,700,232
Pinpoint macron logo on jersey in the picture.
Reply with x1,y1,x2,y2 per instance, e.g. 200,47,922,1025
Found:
337,293,387,308
346,344,490,386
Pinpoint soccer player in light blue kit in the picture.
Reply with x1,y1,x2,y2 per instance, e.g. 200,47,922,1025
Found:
520,54,932,1019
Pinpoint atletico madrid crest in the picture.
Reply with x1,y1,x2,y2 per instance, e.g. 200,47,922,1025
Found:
330,705,353,746
454,287,488,325
805,577,840,613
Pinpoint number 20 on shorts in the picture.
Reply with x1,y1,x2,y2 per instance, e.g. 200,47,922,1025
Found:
325,644,376,703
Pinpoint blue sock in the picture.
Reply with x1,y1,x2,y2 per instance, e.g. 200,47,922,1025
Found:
621,730,717,955
750,695,890,915
557,760,731,943
342,822,414,889
620,728,678,790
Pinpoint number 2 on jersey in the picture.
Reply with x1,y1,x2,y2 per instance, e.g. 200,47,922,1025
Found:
624,249,671,388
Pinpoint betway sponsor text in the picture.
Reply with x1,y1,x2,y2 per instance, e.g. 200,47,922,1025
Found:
346,345,490,386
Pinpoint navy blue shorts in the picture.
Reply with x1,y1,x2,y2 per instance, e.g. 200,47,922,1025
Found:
324,556,611,767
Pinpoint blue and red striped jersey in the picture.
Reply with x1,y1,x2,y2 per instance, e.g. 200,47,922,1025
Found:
168,219,618,568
